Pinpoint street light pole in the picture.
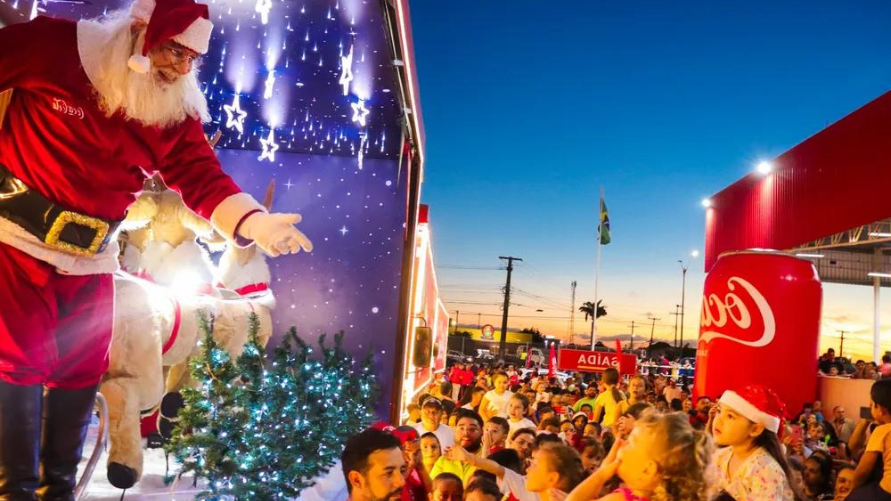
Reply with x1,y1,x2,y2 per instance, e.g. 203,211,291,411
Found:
679,262,688,356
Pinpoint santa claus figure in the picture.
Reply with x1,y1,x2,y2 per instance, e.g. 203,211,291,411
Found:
0,0,312,498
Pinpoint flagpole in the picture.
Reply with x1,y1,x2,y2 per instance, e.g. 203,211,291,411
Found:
591,185,604,351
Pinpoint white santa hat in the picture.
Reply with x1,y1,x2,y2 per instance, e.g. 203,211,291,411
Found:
127,0,214,73
718,385,787,434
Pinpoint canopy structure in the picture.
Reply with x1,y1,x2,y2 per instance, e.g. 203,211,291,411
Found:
705,91,891,361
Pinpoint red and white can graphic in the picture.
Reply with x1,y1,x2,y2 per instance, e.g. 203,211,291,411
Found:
694,251,822,416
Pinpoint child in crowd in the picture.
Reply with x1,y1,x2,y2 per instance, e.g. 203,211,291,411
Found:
849,379,891,500
572,412,589,435
579,436,606,475
464,478,503,501
802,454,834,501
509,428,536,470
535,381,553,408
445,440,584,501
461,386,487,413
592,368,625,432
711,385,802,501
615,402,652,440
836,466,855,501
420,432,441,474
483,417,510,454
507,394,537,437
430,473,463,501
539,417,561,435
480,372,514,421
538,406,556,424
564,411,714,501
614,375,648,424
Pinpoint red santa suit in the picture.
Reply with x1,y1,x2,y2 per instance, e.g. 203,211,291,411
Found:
0,14,255,387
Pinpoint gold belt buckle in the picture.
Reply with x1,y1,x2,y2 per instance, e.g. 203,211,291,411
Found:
45,211,110,256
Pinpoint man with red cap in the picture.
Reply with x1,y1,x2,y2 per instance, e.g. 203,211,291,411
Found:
0,0,312,497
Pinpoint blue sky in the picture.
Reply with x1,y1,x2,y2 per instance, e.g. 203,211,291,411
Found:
409,1,891,358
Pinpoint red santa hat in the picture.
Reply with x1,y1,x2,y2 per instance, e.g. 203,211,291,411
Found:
718,385,786,434
127,0,214,73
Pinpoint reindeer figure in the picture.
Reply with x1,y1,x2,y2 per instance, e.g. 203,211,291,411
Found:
101,180,278,490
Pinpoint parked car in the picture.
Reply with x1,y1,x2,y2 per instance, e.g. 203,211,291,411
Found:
519,368,571,384
446,350,471,365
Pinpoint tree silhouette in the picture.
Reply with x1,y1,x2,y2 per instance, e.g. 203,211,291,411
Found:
579,300,607,322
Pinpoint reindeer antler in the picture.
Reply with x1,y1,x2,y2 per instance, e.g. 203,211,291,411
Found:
262,179,276,211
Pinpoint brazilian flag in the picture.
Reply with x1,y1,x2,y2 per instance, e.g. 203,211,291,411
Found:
599,196,611,245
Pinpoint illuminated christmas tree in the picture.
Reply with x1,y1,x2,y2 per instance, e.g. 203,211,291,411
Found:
166,312,377,500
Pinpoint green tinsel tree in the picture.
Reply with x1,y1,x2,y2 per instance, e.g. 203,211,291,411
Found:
165,312,378,500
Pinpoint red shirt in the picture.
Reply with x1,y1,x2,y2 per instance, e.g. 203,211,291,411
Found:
0,17,240,222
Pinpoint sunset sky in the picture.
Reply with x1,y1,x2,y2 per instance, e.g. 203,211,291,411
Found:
409,1,891,362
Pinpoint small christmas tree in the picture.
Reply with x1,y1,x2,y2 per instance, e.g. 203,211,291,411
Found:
165,312,378,500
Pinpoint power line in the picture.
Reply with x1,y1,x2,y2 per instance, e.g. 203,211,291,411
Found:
438,265,504,270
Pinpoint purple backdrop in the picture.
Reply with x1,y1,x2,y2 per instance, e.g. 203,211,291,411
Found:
35,0,412,412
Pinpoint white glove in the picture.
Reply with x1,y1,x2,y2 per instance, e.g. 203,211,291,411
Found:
237,212,313,257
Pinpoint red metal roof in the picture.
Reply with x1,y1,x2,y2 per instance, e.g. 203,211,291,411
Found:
704,90,891,271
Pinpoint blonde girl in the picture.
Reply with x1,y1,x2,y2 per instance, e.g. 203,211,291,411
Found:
565,411,715,501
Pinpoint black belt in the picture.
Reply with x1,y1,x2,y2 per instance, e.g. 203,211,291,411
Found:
0,165,121,256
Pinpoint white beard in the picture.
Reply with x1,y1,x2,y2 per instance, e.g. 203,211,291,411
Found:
82,12,210,129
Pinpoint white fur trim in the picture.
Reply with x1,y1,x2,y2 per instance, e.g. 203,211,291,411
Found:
141,240,214,287
173,16,213,54
129,0,155,22
0,217,120,275
719,390,781,433
128,54,151,73
77,20,116,90
210,193,265,242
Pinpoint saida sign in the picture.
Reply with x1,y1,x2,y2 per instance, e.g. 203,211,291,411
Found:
558,349,637,374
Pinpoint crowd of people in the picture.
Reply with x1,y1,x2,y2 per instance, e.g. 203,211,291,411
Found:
817,348,891,379
339,361,891,501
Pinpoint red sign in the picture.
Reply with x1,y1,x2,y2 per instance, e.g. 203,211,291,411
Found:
693,251,821,415
558,349,637,374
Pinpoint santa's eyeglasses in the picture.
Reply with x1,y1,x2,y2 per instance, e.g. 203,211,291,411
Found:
161,43,202,67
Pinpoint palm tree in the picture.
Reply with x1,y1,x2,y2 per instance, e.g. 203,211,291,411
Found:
580,300,608,350
579,300,607,321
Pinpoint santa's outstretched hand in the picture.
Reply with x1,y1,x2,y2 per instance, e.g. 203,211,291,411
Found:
238,212,313,257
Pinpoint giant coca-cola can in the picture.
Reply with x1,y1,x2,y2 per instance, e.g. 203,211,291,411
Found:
694,251,822,416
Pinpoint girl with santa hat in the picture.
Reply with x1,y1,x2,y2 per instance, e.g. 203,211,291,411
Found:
711,385,804,501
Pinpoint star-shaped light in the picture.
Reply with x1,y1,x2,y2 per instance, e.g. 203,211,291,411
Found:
259,129,279,162
338,45,354,96
264,70,276,100
351,100,369,127
339,226,349,236
255,0,272,25
223,94,248,134
284,178,294,190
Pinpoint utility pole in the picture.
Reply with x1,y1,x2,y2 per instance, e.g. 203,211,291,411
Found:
627,321,636,352
838,330,848,357
478,312,482,330
498,256,522,360
670,305,681,349
647,316,660,359
455,310,460,335
569,281,577,346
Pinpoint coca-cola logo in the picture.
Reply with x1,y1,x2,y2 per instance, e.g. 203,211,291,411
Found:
699,276,776,347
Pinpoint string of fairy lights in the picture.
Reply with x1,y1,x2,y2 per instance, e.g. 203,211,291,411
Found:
199,0,399,168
